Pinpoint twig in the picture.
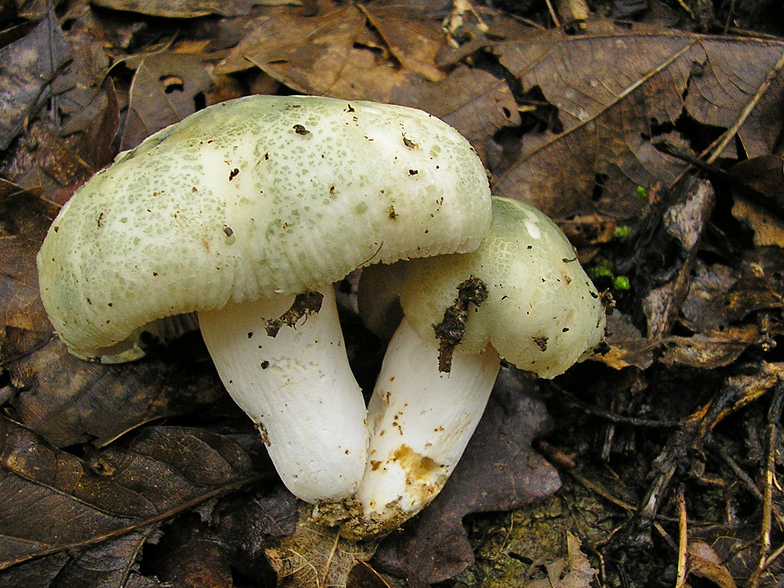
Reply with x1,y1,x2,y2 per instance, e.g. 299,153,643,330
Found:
763,542,784,573
675,485,688,588
543,0,560,28
723,0,737,35
320,530,341,588
569,470,636,513
547,383,681,428
746,380,784,588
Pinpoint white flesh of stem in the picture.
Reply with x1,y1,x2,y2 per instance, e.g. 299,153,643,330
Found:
198,285,368,503
350,318,500,535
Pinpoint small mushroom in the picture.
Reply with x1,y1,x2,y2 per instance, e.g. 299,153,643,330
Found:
344,196,605,538
37,95,492,505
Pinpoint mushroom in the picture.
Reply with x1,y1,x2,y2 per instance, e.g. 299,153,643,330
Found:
343,196,605,538
36,95,492,505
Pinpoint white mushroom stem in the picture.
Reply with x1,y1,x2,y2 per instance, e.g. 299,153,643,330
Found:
342,318,500,539
198,284,368,504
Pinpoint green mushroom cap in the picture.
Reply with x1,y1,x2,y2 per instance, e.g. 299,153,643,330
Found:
37,96,492,362
362,196,606,378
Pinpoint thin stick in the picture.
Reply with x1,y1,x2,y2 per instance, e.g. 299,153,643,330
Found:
320,530,341,588
543,0,561,28
747,382,784,588
675,485,688,588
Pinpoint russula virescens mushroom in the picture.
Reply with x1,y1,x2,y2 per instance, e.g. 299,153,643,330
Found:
36,95,492,505
343,196,605,538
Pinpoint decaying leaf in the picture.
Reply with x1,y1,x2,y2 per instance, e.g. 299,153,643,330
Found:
90,0,263,18
265,501,377,588
0,418,270,569
0,188,58,363
2,528,156,588
373,369,561,583
120,51,214,150
217,4,366,96
23,120,94,190
8,336,230,448
391,64,520,163
691,525,784,587
603,242,784,371
52,21,113,138
359,4,447,83
525,533,598,588
491,25,784,218
0,9,72,151
687,540,737,588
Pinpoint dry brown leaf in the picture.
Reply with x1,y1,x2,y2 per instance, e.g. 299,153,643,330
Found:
360,5,447,83
120,51,214,150
0,188,58,363
9,336,229,448
90,0,261,18
688,540,737,588
525,533,598,588
731,198,784,247
491,24,784,218
216,4,366,95
0,9,71,150
0,419,268,569
691,525,784,587
265,502,376,588
373,371,561,583
0,529,159,587
322,46,414,102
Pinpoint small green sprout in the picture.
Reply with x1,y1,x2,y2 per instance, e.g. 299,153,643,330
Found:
613,276,630,291
590,259,630,292
593,259,615,279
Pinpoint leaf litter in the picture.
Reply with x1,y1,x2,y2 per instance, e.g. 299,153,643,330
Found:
1,0,784,586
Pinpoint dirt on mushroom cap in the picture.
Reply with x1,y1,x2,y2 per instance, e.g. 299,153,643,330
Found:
399,197,606,378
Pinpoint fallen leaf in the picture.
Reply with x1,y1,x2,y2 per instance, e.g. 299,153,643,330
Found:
52,22,113,139
120,51,214,150
688,540,737,588
617,177,715,339
373,368,562,583
265,501,377,588
212,485,298,579
0,418,269,569
691,525,784,588
218,4,366,96
320,45,414,103
0,9,72,150
26,120,94,189
731,197,784,247
90,0,262,18
0,553,69,588
77,77,121,171
727,155,784,216
491,24,784,218
360,5,447,83
525,533,597,588
0,188,58,363
8,336,230,448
